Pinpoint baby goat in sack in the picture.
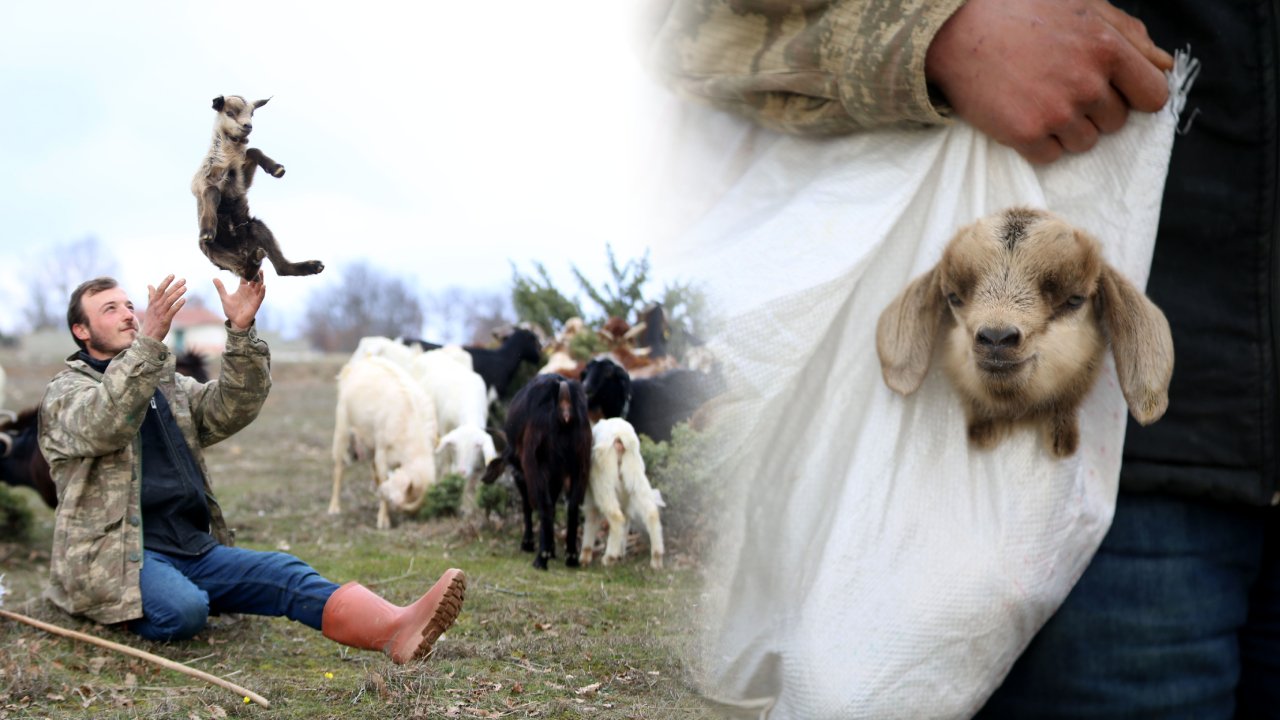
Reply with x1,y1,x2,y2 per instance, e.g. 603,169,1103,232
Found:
192,95,324,280
877,207,1174,457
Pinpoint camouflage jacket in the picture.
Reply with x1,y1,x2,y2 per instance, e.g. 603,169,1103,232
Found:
649,0,967,134
38,324,271,625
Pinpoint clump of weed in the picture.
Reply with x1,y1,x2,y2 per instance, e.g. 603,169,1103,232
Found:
0,483,33,541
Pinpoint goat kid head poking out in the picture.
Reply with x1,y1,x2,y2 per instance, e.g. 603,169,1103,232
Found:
876,207,1174,458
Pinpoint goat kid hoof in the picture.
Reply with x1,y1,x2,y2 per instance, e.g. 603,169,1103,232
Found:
520,540,535,553
565,556,580,568
299,260,324,275
532,557,549,571
272,166,286,178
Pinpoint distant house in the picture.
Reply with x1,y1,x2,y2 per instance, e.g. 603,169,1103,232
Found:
168,301,225,355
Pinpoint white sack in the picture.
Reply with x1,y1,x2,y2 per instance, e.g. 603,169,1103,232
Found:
668,57,1198,720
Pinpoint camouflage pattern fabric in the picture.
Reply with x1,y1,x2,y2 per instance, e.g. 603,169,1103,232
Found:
38,324,271,625
649,0,968,134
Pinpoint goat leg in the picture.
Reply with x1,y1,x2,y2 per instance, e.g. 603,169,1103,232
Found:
564,475,585,568
245,219,324,278
1044,411,1081,458
513,471,535,553
246,148,286,181
196,186,221,242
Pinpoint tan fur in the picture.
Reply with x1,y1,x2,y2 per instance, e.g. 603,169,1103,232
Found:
876,207,1174,458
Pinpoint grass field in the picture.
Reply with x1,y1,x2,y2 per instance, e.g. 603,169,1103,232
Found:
0,351,715,719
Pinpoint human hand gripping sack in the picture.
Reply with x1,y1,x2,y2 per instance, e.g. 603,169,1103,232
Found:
925,0,1175,164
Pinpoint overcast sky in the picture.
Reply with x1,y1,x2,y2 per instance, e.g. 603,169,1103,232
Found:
0,2,681,339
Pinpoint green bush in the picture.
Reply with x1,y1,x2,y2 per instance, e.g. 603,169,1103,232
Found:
639,422,722,554
0,483,33,542
418,473,465,520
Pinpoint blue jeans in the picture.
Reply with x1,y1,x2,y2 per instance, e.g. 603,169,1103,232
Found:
976,491,1280,719
130,545,340,641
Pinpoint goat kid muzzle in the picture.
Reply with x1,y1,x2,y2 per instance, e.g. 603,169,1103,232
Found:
972,325,1032,375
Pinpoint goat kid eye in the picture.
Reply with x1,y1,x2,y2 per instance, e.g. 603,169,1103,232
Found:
946,293,963,307
1066,295,1086,308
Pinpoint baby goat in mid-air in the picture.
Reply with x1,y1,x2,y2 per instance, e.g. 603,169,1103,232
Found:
191,95,324,281
876,207,1174,458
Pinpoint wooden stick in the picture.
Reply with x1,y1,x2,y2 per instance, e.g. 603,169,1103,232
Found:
0,608,270,708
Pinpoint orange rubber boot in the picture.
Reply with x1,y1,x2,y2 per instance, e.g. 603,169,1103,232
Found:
321,568,466,663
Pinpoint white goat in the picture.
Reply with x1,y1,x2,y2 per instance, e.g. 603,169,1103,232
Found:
580,418,665,569
330,356,439,529
407,350,493,517
351,335,424,370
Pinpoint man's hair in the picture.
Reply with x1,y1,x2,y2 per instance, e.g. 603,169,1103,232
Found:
67,277,120,351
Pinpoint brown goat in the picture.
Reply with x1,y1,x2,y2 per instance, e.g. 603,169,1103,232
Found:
876,207,1174,458
191,95,324,281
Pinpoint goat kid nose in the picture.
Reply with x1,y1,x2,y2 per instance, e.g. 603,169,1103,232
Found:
242,123,252,132
976,326,1022,348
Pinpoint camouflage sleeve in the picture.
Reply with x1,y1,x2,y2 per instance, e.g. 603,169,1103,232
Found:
38,338,169,461
185,321,272,447
649,0,968,135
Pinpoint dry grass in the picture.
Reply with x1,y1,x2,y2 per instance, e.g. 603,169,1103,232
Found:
0,351,715,719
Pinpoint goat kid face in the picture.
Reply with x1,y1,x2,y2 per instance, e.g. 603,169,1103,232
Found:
211,95,269,143
938,212,1105,406
876,207,1174,455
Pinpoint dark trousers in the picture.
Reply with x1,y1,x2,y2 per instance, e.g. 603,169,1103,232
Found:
130,545,340,641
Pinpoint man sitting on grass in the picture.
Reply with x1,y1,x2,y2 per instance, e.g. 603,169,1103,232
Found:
38,273,463,663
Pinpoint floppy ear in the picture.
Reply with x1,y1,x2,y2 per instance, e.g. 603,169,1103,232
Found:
876,265,945,395
211,95,225,111
1098,264,1174,425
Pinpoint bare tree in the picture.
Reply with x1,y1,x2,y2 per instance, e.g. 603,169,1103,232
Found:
423,287,513,345
24,237,120,331
302,261,425,352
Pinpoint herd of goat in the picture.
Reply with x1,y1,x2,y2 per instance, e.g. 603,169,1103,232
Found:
0,307,722,570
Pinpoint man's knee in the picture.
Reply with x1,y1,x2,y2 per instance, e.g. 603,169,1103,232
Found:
136,595,210,641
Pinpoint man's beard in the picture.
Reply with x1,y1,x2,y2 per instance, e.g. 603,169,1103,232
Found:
86,327,134,358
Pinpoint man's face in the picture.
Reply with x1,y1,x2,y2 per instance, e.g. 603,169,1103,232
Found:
73,287,139,360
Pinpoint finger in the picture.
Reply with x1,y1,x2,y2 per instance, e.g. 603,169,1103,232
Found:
164,297,187,320
1095,3,1174,71
1052,119,1100,155
1109,40,1170,113
1084,89,1130,135
165,278,187,297
153,274,175,298
212,277,227,299
1015,136,1064,165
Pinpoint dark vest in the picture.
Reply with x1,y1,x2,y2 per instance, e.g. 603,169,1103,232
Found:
1116,2,1280,506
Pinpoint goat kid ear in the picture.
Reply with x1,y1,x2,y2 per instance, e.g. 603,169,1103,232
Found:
253,96,272,109
1099,264,1174,425
211,96,225,111
876,264,945,395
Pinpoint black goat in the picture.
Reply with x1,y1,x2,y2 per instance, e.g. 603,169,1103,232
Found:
481,374,591,570
635,303,670,359
402,328,542,400
631,368,725,442
0,352,211,510
0,408,55,508
580,357,632,422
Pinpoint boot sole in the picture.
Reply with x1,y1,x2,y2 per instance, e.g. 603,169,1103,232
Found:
412,569,467,661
